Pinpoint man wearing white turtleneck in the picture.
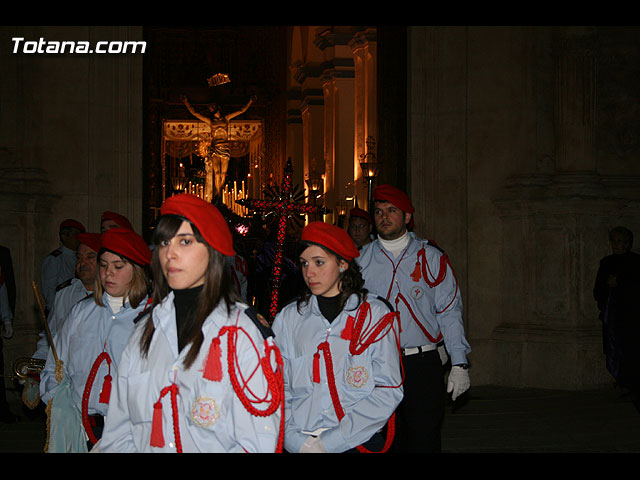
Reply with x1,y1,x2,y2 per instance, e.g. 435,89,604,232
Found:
378,231,409,258
356,184,471,453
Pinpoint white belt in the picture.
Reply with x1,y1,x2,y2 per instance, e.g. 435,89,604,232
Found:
402,343,437,356
302,427,329,436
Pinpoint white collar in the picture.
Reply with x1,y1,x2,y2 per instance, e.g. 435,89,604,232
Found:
105,292,126,313
378,231,410,257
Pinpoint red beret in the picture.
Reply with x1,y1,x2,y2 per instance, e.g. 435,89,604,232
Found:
60,219,86,233
160,194,235,256
349,207,372,224
373,184,415,214
77,233,102,253
101,227,151,266
101,211,134,231
301,221,360,262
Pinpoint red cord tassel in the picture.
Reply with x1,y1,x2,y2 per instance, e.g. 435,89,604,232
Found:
99,374,112,404
150,401,165,448
312,352,321,383
340,316,354,341
203,337,223,381
411,260,422,282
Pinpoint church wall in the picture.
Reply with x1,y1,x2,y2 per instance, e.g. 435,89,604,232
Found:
0,26,143,380
408,26,640,390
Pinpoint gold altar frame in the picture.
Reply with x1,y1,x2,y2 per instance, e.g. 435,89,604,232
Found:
161,119,264,204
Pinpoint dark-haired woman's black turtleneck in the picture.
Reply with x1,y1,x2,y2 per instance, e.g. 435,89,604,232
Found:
173,285,203,352
316,294,341,323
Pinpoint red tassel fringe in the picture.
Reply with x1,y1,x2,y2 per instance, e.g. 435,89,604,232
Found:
99,374,112,404
340,316,354,341
312,352,321,383
203,337,223,381
150,401,165,448
410,261,421,282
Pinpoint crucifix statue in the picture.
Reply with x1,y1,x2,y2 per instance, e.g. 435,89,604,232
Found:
181,93,256,200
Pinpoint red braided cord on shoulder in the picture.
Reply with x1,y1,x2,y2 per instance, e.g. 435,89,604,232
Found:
418,248,459,314
81,351,111,445
219,325,285,453
418,248,448,288
349,303,399,356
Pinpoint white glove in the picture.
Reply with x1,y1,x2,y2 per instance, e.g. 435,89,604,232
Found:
447,365,470,401
299,435,327,453
1,322,13,339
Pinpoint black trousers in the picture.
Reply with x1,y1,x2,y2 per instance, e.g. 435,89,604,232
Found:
392,349,445,453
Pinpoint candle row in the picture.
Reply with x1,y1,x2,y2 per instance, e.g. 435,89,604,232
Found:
222,180,248,216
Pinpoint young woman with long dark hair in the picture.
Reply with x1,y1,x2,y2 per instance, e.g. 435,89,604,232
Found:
98,194,283,453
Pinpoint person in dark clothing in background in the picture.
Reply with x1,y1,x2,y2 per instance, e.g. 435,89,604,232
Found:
594,226,640,413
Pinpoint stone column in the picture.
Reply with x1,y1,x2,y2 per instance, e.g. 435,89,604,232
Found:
315,27,356,223
350,29,377,208
0,166,58,377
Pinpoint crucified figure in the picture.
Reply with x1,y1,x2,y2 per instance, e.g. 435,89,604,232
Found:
181,94,256,199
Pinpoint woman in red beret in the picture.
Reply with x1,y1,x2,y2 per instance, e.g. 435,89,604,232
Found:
40,227,152,452
272,221,403,453
99,194,283,453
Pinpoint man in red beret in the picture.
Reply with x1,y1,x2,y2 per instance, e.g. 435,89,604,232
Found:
41,219,86,313
26,233,102,412
356,184,471,453
347,207,373,249
36,233,101,358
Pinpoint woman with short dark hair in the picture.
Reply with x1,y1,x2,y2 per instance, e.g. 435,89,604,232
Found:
272,221,403,453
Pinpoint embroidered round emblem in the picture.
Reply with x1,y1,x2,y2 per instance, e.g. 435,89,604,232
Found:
411,285,424,300
191,396,220,428
346,366,369,388
256,313,270,328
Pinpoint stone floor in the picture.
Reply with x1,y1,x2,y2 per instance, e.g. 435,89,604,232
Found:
441,384,640,453
1,383,639,453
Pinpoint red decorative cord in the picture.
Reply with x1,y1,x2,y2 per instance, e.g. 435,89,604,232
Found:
150,383,182,452
209,325,285,453
149,323,284,453
416,247,449,287
314,301,402,453
388,245,460,345
395,292,443,343
81,351,112,445
416,247,459,313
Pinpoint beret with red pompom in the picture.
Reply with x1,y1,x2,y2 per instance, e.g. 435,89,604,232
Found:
101,227,151,266
60,219,86,233
373,184,415,214
77,232,102,253
301,221,360,262
101,211,134,231
349,207,372,224
160,193,235,257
